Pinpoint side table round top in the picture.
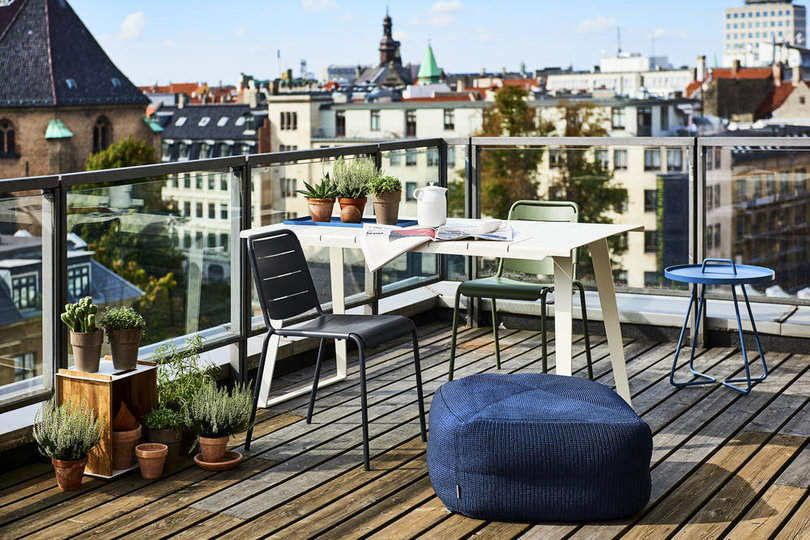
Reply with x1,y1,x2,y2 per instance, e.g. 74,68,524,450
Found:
665,259,775,286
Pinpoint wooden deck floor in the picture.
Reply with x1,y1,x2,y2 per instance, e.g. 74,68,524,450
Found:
1,322,809,539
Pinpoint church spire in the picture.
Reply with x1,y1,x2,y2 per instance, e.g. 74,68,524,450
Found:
417,42,440,84
379,10,401,64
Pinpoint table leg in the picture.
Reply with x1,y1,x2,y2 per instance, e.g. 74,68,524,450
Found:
330,247,348,378
723,284,768,394
589,238,632,406
553,255,574,376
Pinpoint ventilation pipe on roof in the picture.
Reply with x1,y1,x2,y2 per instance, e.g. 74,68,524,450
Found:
732,59,741,76
793,65,802,84
773,62,783,86
177,93,186,109
696,55,706,82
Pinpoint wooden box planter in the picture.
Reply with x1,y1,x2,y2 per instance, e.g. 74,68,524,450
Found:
56,360,157,478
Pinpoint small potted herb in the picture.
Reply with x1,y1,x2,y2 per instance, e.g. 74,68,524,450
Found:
61,297,102,373
297,173,337,222
33,397,104,491
368,175,402,225
185,382,252,464
99,306,145,370
144,407,183,468
333,156,378,223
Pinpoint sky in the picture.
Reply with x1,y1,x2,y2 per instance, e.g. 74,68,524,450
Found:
66,0,727,86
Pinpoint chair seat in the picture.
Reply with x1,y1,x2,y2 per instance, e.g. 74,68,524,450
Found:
458,276,551,301
278,313,415,348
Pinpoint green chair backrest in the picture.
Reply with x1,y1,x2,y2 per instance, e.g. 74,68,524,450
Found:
498,200,580,278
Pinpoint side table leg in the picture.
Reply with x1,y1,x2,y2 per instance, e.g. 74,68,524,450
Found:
723,284,767,394
670,283,715,388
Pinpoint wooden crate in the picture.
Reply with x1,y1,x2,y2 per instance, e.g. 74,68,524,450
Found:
56,360,157,478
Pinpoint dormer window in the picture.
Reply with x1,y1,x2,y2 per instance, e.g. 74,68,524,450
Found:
12,274,38,310
65,78,78,89
111,78,122,88
200,142,211,159
175,116,187,127
217,116,229,127
178,142,189,159
245,115,255,130
198,117,210,127
219,142,230,156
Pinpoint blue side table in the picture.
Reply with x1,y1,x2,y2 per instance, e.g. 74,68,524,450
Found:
664,258,775,394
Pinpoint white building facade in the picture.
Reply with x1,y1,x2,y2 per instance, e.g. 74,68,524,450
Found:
724,0,807,67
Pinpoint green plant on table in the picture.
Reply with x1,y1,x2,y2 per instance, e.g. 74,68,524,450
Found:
153,335,214,414
60,297,98,333
367,175,401,195
297,173,337,199
185,382,253,438
98,306,146,340
333,156,378,199
33,398,104,461
144,407,183,431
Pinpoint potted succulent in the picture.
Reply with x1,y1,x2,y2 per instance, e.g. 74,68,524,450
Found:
185,381,252,464
61,296,102,373
144,406,183,468
297,173,337,222
333,156,378,223
33,397,103,491
368,175,402,225
99,306,145,370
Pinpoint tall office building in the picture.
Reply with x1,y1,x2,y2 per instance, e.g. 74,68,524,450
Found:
723,0,807,67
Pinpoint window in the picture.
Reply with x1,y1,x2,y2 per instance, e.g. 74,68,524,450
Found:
200,143,211,159
735,179,747,203
206,233,215,248
171,175,178,188
208,265,225,282
707,184,714,209
667,149,683,171
196,202,203,218
389,152,402,166
280,112,297,130
220,234,229,251
707,225,714,249
283,178,298,197
12,352,35,382
644,189,657,212
406,110,417,137
801,96,806,105
637,107,652,136
92,116,111,153
405,182,418,200
162,142,171,161
178,142,189,160
611,107,625,129
594,149,608,169
644,272,659,287
183,231,192,248
217,116,229,127
644,148,661,171
0,119,16,157
195,174,203,190
714,223,721,248
448,147,456,167
198,117,210,127
336,111,345,137
659,107,669,131
12,274,37,310
241,143,251,155
184,201,191,216
443,109,455,130
67,265,90,299
245,115,255,130
208,203,215,218
175,116,187,127
406,149,417,166
221,175,228,190
370,110,380,131
220,143,230,156
208,174,215,190
549,149,563,168
427,148,439,167
644,230,658,253
613,149,628,170
182,173,190,189
221,204,228,220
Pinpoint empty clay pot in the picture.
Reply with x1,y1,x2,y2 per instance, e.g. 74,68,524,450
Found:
135,443,168,480
112,423,142,470
51,457,87,491
197,435,229,463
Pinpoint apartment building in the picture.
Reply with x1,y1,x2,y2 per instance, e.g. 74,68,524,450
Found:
724,0,807,67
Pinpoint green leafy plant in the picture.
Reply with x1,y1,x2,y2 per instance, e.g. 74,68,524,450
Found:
185,382,253,438
98,306,146,339
33,398,104,461
153,335,214,415
333,156,378,199
367,175,401,195
144,407,183,431
60,297,98,333
297,173,337,199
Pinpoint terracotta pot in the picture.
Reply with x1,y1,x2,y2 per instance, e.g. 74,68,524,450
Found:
197,435,229,463
146,428,182,469
52,457,87,491
338,197,367,223
70,330,102,373
110,328,141,370
112,423,142,470
135,443,168,480
372,190,402,225
307,198,335,222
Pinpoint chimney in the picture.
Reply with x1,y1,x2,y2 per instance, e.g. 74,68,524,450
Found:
696,55,706,81
732,59,741,76
177,93,185,109
793,65,802,84
481,67,486,76
456,80,463,92
773,62,783,86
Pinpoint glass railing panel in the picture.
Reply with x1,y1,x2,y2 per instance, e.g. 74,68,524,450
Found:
446,143,468,280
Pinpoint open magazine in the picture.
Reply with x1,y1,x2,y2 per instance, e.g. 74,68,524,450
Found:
359,219,513,271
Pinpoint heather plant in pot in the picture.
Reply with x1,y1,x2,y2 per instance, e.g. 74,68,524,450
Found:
185,381,253,464
368,175,402,225
61,296,102,373
333,156,378,223
33,397,103,491
99,306,145,371
297,173,337,222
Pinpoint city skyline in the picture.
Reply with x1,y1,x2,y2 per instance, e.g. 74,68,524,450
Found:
66,0,728,86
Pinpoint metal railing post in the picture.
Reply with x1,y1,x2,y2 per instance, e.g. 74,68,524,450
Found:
466,139,480,326
42,183,68,379
692,138,707,347
233,161,251,383
438,139,449,281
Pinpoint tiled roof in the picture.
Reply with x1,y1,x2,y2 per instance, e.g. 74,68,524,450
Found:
158,103,265,141
0,0,148,107
756,82,803,119
686,67,773,98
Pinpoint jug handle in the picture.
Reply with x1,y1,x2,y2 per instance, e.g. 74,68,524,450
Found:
412,187,422,199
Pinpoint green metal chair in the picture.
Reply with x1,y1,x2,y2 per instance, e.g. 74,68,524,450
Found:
448,200,593,381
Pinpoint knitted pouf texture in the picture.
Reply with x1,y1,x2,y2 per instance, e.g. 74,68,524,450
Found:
427,373,652,522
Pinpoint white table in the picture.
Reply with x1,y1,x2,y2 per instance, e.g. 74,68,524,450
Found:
241,219,643,407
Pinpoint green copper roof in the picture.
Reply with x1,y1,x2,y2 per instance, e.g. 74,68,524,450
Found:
143,115,164,133
417,43,440,84
45,119,73,139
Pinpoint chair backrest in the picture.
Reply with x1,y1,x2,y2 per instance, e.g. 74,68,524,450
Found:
499,200,580,278
246,229,321,328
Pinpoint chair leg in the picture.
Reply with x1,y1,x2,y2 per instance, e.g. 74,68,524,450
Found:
449,288,463,381
412,330,427,442
576,281,593,380
540,289,549,373
245,331,272,452
352,335,371,471
491,298,501,370
307,339,326,423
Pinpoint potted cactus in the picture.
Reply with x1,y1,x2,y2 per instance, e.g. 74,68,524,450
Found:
297,173,337,222
368,175,402,225
333,156,378,223
99,306,145,370
61,296,102,373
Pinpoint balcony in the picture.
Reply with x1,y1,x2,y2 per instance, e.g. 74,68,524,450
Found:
0,137,809,536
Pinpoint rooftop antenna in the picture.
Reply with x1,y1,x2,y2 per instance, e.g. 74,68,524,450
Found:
617,27,622,55
300,59,307,79
277,49,281,79
386,3,389,16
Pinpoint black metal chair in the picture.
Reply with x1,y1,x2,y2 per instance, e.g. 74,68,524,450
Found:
243,229,427,470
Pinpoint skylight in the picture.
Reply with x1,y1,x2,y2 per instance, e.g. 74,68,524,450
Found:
217,117,229,127
199,117,210,127
111,78,122,88
65,79,77,89
235,116,246,127
176,117,187,126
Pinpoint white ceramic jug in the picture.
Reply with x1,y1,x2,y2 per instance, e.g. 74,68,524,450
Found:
413,182,447,228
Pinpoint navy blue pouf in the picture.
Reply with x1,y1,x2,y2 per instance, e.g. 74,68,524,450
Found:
427,373,652,522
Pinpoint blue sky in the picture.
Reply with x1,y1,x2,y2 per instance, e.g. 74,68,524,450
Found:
67,0,725,86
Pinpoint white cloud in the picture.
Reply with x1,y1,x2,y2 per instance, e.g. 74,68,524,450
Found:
235,27,246,37
110,12,144,42
301,0,338,11
429,0,462,27
577,16,616,33
649,28,689,39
